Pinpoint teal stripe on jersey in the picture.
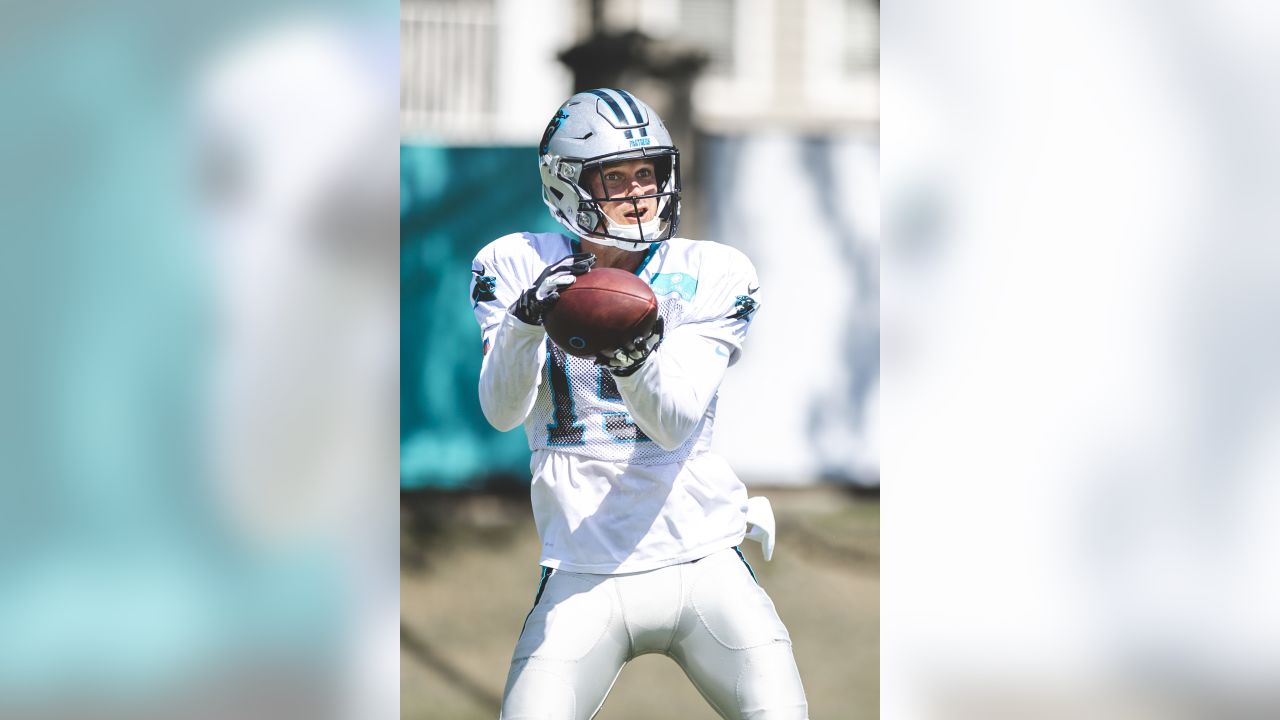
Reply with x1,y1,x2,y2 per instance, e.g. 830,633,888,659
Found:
634,242,660,275
570,233,661,275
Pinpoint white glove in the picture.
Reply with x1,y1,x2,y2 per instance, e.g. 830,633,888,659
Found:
744,496,776,561
509,252,596,325
535,267,578,302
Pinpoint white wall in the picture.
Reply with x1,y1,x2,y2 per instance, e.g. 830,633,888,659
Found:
705,132,880,486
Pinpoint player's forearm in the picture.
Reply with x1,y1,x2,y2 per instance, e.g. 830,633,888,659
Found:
478,313,546,431
613,332,729,451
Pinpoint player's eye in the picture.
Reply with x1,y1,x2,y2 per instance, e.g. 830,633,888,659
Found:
635,167,653,179
604,172,624,183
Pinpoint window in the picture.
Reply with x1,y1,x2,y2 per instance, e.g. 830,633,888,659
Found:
401,0,497,140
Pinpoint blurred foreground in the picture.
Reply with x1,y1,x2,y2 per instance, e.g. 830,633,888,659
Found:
0,5,398,718
883,0,1280,716
401,485,879,719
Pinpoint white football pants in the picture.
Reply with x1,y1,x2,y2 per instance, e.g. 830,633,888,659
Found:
499,547,808,720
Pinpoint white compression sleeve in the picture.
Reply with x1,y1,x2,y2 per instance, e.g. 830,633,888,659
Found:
611,326,732,451
478,313,547,431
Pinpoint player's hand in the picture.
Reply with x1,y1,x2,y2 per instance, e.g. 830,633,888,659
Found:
596,317,664,377
510,252,596,325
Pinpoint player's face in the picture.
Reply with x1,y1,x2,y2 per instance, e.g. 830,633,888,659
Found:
585,158,659,226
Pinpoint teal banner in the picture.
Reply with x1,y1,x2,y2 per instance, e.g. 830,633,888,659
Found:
400,145,564,489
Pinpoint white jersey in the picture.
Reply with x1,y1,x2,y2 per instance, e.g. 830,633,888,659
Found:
470,231,762,573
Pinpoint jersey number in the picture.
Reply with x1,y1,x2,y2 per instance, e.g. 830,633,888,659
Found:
546,341,651,445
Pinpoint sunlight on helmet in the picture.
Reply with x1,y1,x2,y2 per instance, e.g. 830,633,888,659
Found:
538,89,682,251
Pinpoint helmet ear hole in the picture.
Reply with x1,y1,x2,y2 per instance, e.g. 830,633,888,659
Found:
548,186,564,201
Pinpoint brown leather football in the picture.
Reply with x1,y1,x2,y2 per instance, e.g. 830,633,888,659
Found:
544,268,659,358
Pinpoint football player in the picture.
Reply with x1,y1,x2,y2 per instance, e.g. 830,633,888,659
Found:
470,89,807,719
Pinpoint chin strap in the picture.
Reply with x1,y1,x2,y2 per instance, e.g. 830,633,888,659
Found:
587,208,666,250
603,214,663,241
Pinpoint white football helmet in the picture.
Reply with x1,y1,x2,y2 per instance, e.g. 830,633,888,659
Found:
538,89,681,250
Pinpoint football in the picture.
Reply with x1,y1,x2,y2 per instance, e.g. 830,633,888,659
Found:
544,268,659,358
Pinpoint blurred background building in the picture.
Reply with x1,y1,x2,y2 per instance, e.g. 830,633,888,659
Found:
400,0,880,490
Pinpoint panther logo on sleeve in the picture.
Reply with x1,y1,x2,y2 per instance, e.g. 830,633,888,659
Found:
727,284,760,320
471,266,497,304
